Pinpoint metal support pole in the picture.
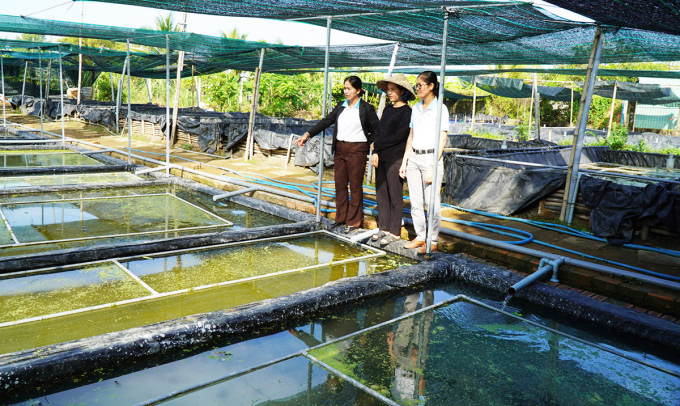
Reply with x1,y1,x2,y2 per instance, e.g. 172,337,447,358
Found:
197,76,201,108
77,1,83,105
569,88,574,127
109,72,115,102
377,43,400,118
127,39,132,164
533,73,540,140
316,16,332,223
607,82,617,136
166,35,171,175
45,59,52,102
21,61,28,106
58,46,65,144
145,78,153,104
39,49,43,137
560,27,605,222
116,57,128,134
470,76,476,132
1,53,5,128
527,83,533,137
426,10,450,254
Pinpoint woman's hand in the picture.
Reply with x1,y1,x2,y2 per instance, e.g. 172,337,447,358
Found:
371,153,379,168
399,162,408,179
294,133,310,147
425,166,433,184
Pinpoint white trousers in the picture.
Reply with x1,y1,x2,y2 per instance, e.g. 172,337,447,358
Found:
406,152,443,243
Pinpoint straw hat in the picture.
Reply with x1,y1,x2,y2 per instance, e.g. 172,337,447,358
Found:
376,73,416,101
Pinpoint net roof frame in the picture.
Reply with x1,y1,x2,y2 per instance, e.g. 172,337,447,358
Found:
544,0,680,37
78,1,593,46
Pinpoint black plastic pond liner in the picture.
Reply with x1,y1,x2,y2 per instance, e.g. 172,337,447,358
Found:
580,175,680,244
1,252,678,395
443,146,680,218
446,134,557,150
442,152,566,215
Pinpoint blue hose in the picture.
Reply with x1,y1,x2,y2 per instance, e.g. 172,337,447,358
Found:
132,148,680,281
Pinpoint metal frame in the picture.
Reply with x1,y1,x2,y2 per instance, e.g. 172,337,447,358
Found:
0,192,233,247
316,16,332,222
0,206,19,244
130,292,680,405
0,230,385,329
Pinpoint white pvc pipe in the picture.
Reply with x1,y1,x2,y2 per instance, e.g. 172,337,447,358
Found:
316,16,331,223
166,35,170,175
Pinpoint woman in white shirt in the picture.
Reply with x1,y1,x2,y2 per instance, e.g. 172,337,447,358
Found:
296,76,379,232
399,71,449,254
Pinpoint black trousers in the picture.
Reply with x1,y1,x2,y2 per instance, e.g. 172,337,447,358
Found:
334,141,368,227
375,158,404,235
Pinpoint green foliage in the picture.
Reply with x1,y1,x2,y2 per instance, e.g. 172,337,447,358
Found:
660,146,680,155
17,33,45,42
515,121,530,141
470,130,504,140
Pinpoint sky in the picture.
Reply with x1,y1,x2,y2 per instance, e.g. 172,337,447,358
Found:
1,0,591,47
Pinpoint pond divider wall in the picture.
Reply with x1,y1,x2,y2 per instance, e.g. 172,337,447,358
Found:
1,252,678,395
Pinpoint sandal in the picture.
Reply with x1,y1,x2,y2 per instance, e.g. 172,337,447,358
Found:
371,230,386,241
379,234,400,245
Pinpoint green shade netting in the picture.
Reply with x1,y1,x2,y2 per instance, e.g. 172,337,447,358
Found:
80,1,584,45
0,14,282,54
401,26,680,66
364,82,484,101
546,0,680,36
324,67,680,80
459,75,579,101
590,80,680,104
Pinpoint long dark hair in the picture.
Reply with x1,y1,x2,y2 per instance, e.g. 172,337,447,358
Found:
344,75,365,96
418,71,439,96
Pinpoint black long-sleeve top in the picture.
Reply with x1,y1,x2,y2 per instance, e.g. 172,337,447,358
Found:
373,104,412,163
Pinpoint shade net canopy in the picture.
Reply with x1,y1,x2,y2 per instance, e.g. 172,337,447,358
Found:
80,1,586,45
590,80,680,104
546,0,680,36
404,26,680,66
0,14,283,54
460,75,579,101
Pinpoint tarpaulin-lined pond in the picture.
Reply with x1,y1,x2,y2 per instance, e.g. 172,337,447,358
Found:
0,184,288,256
0,231,413,354
0,150,105,167
10,285,679,406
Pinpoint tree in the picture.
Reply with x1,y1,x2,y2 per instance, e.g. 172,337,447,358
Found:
219,28,248,40
18,33,45,42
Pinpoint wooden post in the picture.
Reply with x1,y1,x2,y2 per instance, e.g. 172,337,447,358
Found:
77,1,83,105
569,88,574,127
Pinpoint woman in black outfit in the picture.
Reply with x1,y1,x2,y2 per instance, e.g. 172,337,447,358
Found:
370,74,415,245
296,76,379,232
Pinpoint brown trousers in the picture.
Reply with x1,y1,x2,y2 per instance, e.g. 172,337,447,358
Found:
334,141,368,227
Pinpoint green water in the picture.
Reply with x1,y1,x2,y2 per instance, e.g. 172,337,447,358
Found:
0,152,103,167
0,194,230,245
9,286,679,406
0,185,289,256
0,172,139,189
309,300,680,406
0,262,150,324
0,234,409,354
122,234,372,293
